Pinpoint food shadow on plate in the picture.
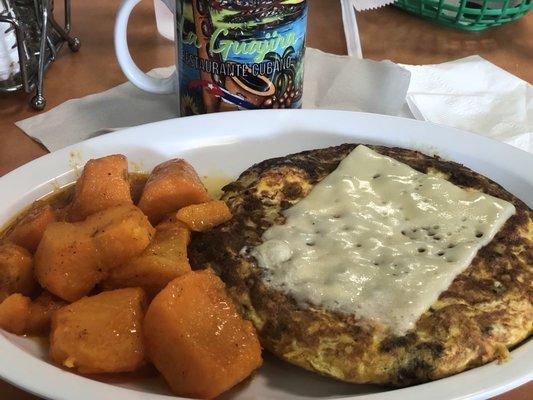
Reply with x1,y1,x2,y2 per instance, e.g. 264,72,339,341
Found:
92,364,175,396
219,352,387,399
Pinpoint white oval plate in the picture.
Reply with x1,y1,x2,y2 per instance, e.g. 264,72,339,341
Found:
0,110,531,400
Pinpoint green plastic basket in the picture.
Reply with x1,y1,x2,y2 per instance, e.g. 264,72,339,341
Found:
394,0,532,30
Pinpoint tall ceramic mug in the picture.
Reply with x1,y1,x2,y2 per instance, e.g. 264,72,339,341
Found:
115,0,308,116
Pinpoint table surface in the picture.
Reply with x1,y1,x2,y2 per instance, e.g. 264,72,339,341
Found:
0,0,531,398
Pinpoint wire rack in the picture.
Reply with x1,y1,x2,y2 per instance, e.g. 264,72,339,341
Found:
0,0,80,110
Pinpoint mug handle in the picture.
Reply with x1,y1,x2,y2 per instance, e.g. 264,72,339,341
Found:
114,0,177,94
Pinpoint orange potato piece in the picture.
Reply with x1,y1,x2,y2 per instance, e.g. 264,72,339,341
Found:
26,291,67,336
35,206,154,302
138,159,210,224
50,288,147,374
0,243,37,302
144,270,262,399
103,221,191,297
175,200,232,232
34,222,103,302
0,293,30,335
84,205,155,270
8,202,57,253
68,155,133,222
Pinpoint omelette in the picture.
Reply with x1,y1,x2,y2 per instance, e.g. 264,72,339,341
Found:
189,144,533,386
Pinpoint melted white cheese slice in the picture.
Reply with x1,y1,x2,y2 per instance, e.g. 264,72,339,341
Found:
251,145,515,335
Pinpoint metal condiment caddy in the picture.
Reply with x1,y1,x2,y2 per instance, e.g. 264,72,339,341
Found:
0,0,80,110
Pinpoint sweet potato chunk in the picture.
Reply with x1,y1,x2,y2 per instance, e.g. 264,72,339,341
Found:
175,200,232,232
35,206,153,302
138,159,210,224
34,222,102,302
8,202,56,253
0,243,37,302
0,293,30,335
144,270,262,399
68,155,133,222
84,205,155,270
103,221,191,297
26,291,67,335
50,288,147,374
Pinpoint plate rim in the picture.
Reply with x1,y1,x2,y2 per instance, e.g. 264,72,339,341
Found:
0,109,531,400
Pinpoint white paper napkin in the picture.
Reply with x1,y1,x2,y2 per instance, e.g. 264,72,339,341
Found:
0,2,20,81
304,49,410,114
402,56,532,153
15,48,411,152
351,0,394,11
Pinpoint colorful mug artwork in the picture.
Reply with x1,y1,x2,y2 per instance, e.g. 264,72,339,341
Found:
116,0,308,116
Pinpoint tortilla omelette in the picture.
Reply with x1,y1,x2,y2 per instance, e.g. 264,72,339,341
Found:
189,144,533,386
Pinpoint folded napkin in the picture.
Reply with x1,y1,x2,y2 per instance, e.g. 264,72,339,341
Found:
16,48,411,152
0,2,20,81
402,56,532,153
351,0,394,11
15,50,532,154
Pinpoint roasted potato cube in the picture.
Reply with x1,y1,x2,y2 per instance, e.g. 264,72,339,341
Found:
103,221,191,297
50,288,147,374
0,243,37,302
68,155,133,222
26,291,67,336
144,270,262,399
0,293,30,335
84,205,155,270
34,222,102,302
138,159,210,224
35,206,153,302
8,202,56,253
175,200,232,232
